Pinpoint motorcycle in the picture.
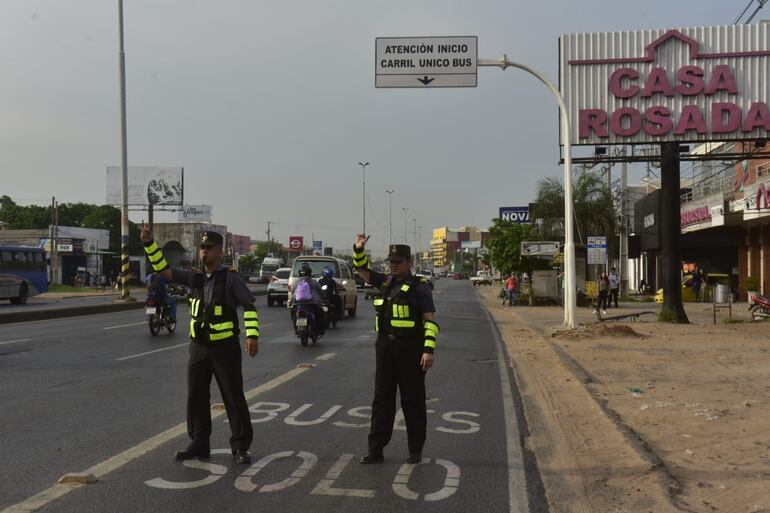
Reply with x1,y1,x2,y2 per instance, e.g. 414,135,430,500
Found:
292,303,325,346
748,291,770,320
146,298,177,336
321,284,339,328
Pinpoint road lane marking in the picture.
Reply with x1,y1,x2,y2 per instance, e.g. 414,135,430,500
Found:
480,300,531,513
316,353,336,361
116,343,189,361
311,453,375,498
103,321,147,330
0,338,31,346
0,365,311,513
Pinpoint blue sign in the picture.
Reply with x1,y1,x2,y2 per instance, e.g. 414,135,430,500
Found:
312,240,323,251
499,206,530,224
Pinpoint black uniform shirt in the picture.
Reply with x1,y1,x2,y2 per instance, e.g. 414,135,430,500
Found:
369,271,436,314
171,266,255,310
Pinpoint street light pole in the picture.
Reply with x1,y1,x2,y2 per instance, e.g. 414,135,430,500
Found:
401,207,408,244
386,189,394,245
479,55,576,328
358,162,369,235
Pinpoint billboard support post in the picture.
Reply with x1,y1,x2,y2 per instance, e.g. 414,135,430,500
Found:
117,0,132,301
479,55,576,328
659,142,689,323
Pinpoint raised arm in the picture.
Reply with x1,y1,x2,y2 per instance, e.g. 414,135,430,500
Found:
140,222,172,281
352,233,372,283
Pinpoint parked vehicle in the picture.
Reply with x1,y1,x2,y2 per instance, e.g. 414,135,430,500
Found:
654,273,730,303
470,270,493,286
145,298,176,336
748,291,770,320
0,246,48,304
259,257,284,283
267,267,291,307
288,256,358,317
415,269,435,289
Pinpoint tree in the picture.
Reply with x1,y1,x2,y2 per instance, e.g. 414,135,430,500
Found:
80,205,142,254
531,168,618,258
238,253,261,273
486,219,547,277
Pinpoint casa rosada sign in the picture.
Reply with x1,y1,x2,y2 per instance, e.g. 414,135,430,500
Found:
681,205,711,227
560,25,770,145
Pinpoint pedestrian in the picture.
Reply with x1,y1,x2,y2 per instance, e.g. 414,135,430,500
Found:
595,272,610,315
692,267,702,303
608,267,620,308
502,272,518,306
140,224,260,464
353,235,439,465
698,268,708,302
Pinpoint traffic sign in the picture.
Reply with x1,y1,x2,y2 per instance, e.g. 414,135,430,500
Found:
289,236,303,251
375,36,477,88
587,236,607,265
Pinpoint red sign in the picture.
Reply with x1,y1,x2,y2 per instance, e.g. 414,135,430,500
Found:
681,205,711,227
288,236,304,252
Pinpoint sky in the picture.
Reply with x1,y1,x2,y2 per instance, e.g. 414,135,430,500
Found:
0,0,755,256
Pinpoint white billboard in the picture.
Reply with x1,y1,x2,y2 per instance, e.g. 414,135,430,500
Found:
560,24,770,145
106,166,184,206
461,240,482,249
178,205,212,223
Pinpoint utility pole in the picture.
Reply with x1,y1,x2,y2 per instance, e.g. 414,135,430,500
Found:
386,189,394,245
620,146,628,297
412,218,418,252
266,221,271,256
358,162,369,235
117,0,132,301
50,196,57,285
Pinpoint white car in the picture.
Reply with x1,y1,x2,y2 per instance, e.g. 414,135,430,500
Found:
288,256,358,317
415,269,435,289
267,268,291,306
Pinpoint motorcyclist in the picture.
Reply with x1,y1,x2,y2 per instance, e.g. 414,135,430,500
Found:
318,266,341,324
145,272,177,321
292,264,325,335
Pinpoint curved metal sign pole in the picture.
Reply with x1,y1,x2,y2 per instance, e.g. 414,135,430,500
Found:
480,56,576,328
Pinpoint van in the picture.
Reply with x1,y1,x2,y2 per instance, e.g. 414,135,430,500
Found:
259,257,284,283
287,256,358,317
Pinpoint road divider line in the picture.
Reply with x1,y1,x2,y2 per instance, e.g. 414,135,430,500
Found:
316,353,336,361
104,321,147,330
0,338,31,346
116,343,189,361
0,365,312,513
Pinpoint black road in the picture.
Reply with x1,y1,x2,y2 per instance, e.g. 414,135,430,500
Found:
0,280,534,513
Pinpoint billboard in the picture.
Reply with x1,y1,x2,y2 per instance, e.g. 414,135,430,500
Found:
560,24,770,145
499,206,530,223
461,240,482,249
106,166,184,206
178,205,212,223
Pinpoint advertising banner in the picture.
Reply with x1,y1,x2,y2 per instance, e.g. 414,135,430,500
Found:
560,24,770,145
178,205,212,223
106,166,184,206
499,206,531,223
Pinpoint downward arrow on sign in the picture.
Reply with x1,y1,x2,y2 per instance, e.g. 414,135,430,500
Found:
417,76,435,85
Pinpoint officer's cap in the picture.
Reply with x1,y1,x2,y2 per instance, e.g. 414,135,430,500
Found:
387,244,411,262
199,231,223,248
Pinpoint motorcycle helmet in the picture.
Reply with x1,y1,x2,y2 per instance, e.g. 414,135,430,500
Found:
322,266,334,278
298,264,312,277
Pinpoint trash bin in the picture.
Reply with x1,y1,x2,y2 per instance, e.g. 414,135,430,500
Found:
714,283,730,304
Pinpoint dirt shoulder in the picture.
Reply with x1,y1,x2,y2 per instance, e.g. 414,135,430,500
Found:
479,286,770,513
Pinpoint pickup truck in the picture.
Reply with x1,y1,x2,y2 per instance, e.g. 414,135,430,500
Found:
470,271,493,286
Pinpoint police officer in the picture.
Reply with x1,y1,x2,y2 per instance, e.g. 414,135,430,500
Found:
352,234,439,464
140,224,260,464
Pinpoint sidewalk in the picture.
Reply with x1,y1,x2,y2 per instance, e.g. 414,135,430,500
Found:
480,286,769,513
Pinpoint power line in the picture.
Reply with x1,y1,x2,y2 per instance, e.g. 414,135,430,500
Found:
744,0,768,23
734,0,755,23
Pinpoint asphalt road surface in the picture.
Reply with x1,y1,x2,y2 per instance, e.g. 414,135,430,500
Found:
0,280,540,513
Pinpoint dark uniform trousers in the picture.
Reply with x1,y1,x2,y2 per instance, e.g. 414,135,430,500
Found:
187,338,253,451
368,334,427,454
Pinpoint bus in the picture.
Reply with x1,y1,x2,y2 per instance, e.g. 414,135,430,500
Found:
0,245,48,304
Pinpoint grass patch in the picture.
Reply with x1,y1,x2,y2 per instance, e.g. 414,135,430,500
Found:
721,318,745,324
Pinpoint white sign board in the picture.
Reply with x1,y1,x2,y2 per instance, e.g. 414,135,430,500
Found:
520,241,560,257
461,240,482,249
57,243,73,253
560,24,770,145
375,36,478,88
178,205,212,223
587,236,607,265
106,166,184,206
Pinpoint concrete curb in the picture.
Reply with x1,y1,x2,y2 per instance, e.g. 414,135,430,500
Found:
0,290,267,325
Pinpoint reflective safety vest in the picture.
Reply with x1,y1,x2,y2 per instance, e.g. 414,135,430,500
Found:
188,269,239,343
373,275,423,338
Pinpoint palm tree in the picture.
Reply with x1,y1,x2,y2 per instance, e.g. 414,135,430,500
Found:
531,168,618,256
